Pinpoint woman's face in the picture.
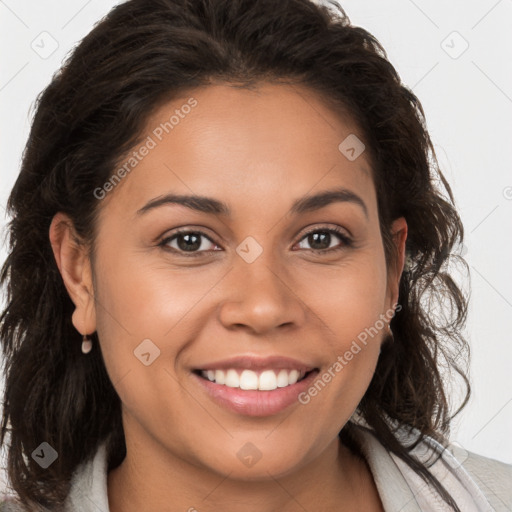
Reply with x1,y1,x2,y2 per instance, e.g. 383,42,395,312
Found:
58,83,407,479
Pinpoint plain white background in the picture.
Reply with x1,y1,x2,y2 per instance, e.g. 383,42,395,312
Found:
0,0,511,493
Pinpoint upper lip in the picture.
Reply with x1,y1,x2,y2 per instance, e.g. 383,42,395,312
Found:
194,355,317,373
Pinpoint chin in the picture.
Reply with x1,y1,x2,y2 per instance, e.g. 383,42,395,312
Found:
202,447,307,481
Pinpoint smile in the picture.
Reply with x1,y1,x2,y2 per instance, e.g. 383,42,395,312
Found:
192,368,320,416
196,368,313,391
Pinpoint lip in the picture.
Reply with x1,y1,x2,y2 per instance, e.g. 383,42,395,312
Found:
193,354,316,373
192,367,320,417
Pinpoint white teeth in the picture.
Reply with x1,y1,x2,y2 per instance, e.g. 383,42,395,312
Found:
214,369,225,385
225,369,239,388
239,370,259,390
259,370,277,390
199,368,307,390
288,369,299,385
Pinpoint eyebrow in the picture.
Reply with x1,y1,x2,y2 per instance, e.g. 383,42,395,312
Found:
136,186,368,219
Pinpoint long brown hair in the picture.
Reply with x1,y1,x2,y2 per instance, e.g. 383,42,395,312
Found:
0,0,470,509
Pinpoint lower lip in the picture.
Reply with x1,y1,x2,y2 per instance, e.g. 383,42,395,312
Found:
192,369,320,417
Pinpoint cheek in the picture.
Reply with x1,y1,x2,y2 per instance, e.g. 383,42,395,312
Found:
295,253,388,347
94,248,219,339
91,246,222,398
291,253,388,406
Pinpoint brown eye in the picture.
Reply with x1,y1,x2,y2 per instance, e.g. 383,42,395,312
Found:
296,227,352,253
160,230,220,256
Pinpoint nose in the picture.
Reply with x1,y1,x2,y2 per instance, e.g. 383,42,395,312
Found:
218,252,306,335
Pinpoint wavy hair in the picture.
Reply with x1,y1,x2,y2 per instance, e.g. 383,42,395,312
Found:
0,0,470,509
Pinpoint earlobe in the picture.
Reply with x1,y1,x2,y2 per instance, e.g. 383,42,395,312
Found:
49,212,96,335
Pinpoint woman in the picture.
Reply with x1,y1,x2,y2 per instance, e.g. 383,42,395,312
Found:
1,0,510,510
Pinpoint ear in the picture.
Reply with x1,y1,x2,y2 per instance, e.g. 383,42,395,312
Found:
386,216,408,311
49,212,96,335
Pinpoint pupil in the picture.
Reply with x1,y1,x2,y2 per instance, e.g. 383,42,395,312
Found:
178,233,201,251
309,232,330,250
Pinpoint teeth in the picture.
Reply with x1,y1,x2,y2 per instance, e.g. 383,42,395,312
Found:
199,368,305,390
215,369,225,385
225,369,240,388
259,370,277,390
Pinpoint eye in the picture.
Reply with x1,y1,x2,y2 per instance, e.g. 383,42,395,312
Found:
159,225,353,257
294,226,352,254
159,229,220,256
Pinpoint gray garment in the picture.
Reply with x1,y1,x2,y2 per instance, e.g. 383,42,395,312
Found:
2,424,511,511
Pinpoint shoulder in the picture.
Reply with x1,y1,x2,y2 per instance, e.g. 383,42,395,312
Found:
452,444,512,510
401,430,512,511
349,419,512,511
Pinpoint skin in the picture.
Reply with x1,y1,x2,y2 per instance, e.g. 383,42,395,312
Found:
50,82,407,512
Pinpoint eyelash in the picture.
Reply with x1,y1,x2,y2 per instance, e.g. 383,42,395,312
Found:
158,226,353,258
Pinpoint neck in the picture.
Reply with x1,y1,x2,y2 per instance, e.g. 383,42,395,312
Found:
107,425,382,512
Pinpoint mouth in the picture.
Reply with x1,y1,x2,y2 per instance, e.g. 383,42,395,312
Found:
192,367,317,391
191,367,320,416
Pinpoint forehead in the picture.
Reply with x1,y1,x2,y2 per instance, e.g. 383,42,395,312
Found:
99,82,376,220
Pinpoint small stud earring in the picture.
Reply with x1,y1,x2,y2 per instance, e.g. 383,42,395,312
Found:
81,333,93,354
